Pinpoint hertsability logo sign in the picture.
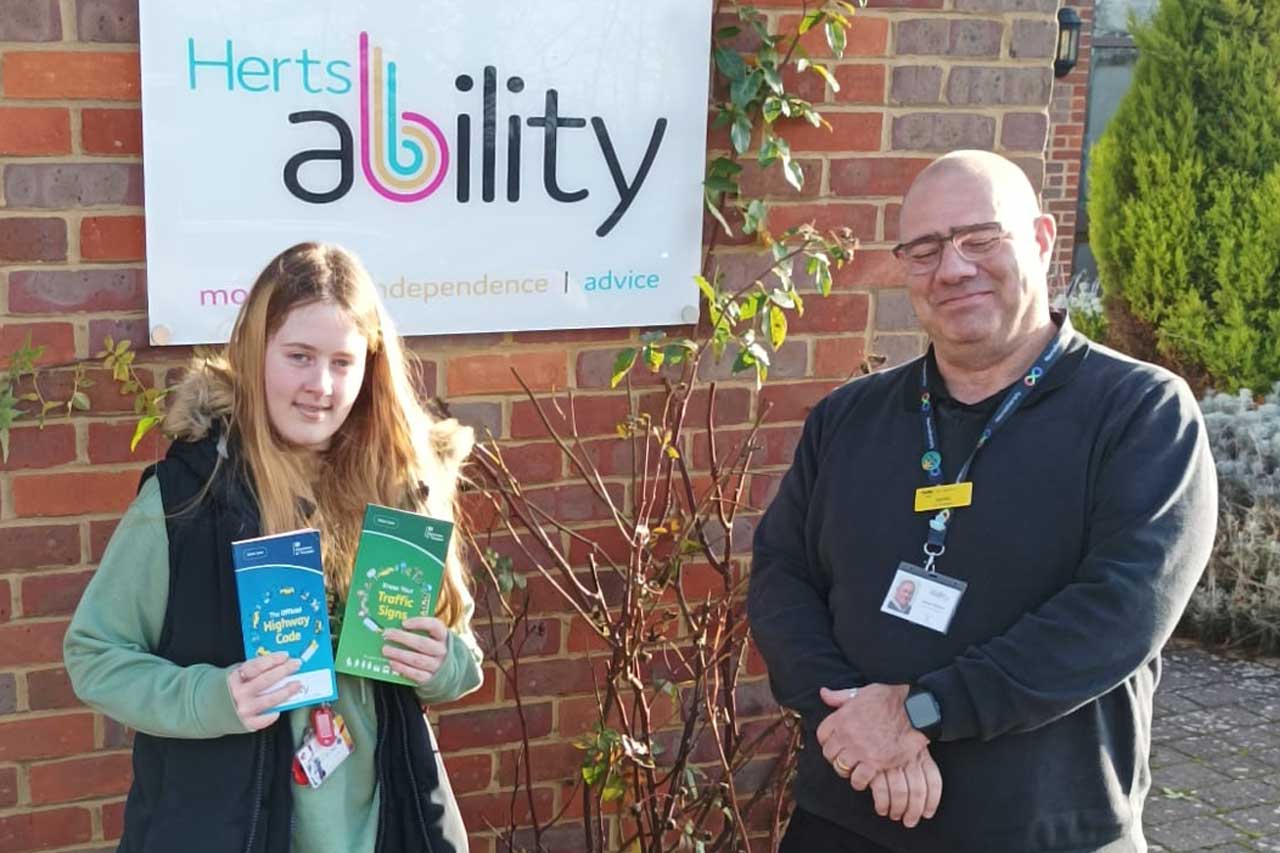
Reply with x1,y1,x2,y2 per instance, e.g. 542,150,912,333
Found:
140,2,712,344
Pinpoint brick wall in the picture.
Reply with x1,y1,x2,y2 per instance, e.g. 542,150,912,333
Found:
0,1,1061,850
1045,0,1094,284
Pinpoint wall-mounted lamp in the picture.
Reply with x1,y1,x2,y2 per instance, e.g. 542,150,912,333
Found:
1055,7,1083,78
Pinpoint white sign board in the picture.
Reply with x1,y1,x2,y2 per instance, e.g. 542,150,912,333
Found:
139,1,712,344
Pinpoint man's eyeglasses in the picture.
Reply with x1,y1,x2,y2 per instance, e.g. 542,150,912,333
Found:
891,221,1011,275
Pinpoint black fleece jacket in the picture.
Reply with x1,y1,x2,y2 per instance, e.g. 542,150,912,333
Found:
748,322,1217,852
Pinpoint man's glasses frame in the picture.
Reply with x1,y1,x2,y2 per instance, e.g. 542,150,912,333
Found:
891,221,1012,275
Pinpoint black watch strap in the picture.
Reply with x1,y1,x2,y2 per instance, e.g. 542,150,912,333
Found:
905,685,943,740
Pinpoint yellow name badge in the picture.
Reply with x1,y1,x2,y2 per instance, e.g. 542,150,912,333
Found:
914,483,974,512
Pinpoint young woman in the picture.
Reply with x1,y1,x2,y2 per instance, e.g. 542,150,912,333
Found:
65,243,483,853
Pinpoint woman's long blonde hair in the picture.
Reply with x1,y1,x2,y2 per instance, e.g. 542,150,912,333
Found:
225,242,470,627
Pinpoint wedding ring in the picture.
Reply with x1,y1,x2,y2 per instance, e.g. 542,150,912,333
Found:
833,757,853,777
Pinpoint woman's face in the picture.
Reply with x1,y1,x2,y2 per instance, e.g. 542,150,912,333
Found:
263,301,369,451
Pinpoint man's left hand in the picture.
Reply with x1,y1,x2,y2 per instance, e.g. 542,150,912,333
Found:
817,683,928,790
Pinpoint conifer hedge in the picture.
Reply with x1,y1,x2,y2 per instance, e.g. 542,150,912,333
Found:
1088,0,1280,392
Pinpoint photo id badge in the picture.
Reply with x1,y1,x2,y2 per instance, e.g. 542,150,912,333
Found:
880,562,967,634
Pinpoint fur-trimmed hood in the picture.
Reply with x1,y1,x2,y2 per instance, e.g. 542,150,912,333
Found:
161,354,474,482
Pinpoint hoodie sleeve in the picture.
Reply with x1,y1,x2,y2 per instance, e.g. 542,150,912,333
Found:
748,396,868,728
64,478,246,739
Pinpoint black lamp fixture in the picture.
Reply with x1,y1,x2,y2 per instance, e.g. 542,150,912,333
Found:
1055,7,1083,78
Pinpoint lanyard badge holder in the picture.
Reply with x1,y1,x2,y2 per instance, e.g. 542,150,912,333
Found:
881,325,1069,634
292,703,355,788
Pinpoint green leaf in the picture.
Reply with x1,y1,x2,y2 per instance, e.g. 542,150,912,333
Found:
762,96,784,124
664,345,689,366
695,275,717,303
115,339,131,356
730,70,763,110
747,341,772,367
610,348,638,389
704,191,734,237
713,46,747,81
716,25,742,40
792,288,806,317
784,158,805,192
798,10,823,34
762,64,784,95
131,415,160,451
730,115,752,155
70,391,90,412
640,330,666,345
811,62,840,93
642,344,666,373
731,347,756,374
769,305,788,350
707,156,743,179
743,199,767,235
768,289,796,309
825,20,847,58
512,572,527,590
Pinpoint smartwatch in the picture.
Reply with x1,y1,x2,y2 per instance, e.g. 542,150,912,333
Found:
904,686,942,740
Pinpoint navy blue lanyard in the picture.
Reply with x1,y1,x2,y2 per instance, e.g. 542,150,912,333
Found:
917,323,1070,571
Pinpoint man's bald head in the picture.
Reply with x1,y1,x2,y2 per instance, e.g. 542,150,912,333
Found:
900,151,1042,240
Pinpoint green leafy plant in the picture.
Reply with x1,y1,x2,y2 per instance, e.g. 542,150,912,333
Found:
0,336,93,462
97,336,169,451
1088,0,1280,392
465,5,869,852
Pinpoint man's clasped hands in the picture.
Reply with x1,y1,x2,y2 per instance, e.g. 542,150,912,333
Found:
817,683,942,828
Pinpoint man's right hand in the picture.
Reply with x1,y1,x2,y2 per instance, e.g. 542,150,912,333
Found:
226,653,303,731
866,746,942,828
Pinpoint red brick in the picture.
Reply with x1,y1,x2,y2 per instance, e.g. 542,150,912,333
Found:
103,799,126,840
0,619,67,666
499,441,562,485
2,51,140,100
0,524,80,573
833,64,888,104
566,618,612,654
758,381,842,424
28,752,133,803
511,327,631,345
82,108,143,155
737,158,822,199
636,386,752,430
767,202,877,238
13,470,140,517
510,393,631,440
834,249,903,289
88,420,167,464
0,217,67,262
0,766,16,808
26,667,78,710
457,786,554,829
89,517,120,562
556,695,609,737
884,203,902,242
829,157,931,196
814,336,868,379
22,570,94,617
0,321,75,366
77,0,140,42
437,702,553,750
447,352,566,395
80,215,146,261
691,425,803,470
0,807,93,852
778,112,881,153
515,657,601,699
445,670,499,710
444,752,493,794
0,423,76,470
788,293,869,334
0,712,95,761
524,482,626,524
497,740,586,787
0,579,10,621
0,107,71,155
0,0,61,40
8,268,147,314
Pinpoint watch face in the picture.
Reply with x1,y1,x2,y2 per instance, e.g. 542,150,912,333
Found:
906,692,942,728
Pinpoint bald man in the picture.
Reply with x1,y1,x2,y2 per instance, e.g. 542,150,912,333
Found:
748,150,1217,852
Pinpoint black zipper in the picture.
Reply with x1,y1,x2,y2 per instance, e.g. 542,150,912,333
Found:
242,730,269,853
396,694,434,853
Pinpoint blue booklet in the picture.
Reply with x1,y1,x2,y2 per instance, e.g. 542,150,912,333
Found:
232,529,338,713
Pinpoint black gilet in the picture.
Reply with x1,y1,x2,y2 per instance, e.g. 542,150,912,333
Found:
117,429,467,853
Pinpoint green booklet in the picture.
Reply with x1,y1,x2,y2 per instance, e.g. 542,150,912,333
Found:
334,503,452,686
